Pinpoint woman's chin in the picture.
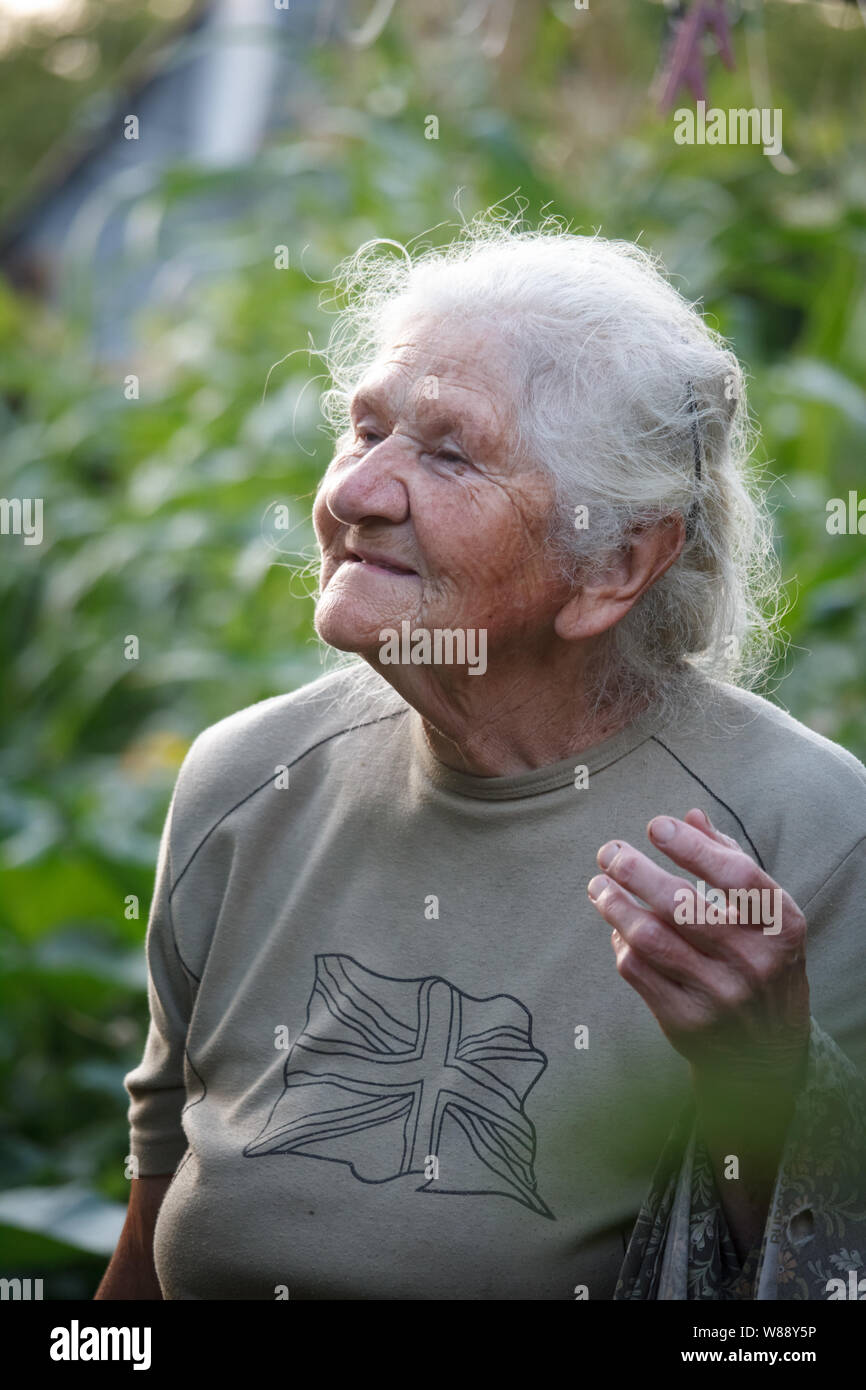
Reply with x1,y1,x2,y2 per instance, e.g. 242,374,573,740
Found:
314,597,392,655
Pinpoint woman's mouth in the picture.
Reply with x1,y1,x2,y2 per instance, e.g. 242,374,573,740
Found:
344,550,418,577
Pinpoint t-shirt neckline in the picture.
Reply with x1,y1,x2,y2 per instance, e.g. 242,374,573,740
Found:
408,701,663,801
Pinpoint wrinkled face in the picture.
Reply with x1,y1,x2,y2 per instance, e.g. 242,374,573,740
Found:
312,316,572,666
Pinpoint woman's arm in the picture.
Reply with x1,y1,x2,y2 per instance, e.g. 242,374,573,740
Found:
617,1017,866,1299
588,807,812,1289
689,1060,803,1265
94,1175,174,1300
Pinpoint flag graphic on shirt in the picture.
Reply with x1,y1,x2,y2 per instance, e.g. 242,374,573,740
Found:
244,953,552,1218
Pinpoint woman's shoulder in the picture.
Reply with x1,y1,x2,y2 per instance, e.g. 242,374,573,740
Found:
166,662,406,866
653,678,866,901
676,680,866,792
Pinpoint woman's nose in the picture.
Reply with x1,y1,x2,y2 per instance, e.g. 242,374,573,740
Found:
323,440,410,527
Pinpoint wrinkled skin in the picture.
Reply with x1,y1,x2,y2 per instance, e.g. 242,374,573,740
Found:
312,315,683,774
588,809,810,1083
313,317,570,672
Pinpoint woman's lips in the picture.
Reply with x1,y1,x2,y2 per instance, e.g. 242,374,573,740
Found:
343,553,418,577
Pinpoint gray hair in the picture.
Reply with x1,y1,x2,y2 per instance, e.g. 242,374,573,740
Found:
318,212,783,725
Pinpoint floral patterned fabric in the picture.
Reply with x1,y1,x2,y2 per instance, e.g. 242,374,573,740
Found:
615,1018,866,1300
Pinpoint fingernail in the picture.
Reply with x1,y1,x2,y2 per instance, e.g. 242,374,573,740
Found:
597,841,620,870
649,817,676,844
587,875,609,900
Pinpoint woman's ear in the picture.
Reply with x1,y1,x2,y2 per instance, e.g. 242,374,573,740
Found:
554,515,686,642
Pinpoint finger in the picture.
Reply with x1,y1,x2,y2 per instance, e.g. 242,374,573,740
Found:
599,841,795,986
596,837,723,955
647,815,776,899
588,872,721,989
609,928,704,1025
683,807,740,852
648,815,801,941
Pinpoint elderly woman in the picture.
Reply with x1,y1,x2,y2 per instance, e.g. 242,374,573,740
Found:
98,223,866,1301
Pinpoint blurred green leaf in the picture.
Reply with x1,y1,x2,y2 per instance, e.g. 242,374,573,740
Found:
0,1185,125,1257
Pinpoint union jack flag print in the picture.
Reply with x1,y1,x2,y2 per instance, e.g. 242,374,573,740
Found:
244,954,552,1217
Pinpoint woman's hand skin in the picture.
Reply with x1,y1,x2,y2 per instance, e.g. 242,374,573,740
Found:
587,807,810,1082
587,808,811,1268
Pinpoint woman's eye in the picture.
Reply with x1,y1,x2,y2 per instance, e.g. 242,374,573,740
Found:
358,429,383,446
436,448,465,465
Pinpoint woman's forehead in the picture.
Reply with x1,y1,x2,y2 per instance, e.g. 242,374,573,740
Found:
353,325,514,412
349,359,513,459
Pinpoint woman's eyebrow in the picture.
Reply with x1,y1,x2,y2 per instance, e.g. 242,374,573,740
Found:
348,391,379,421
350,392,466,438
422,413,472,448
421,407,459,433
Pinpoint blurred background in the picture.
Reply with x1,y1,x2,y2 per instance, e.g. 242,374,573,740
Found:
0,0,864,1298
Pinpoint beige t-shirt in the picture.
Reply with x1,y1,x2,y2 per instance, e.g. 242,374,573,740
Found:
125,665,866,1300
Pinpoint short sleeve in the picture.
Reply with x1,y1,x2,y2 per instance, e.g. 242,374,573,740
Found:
124,793,195,1175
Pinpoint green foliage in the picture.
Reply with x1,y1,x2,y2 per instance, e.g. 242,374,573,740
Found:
0,0,176,216
1,0,865,1297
